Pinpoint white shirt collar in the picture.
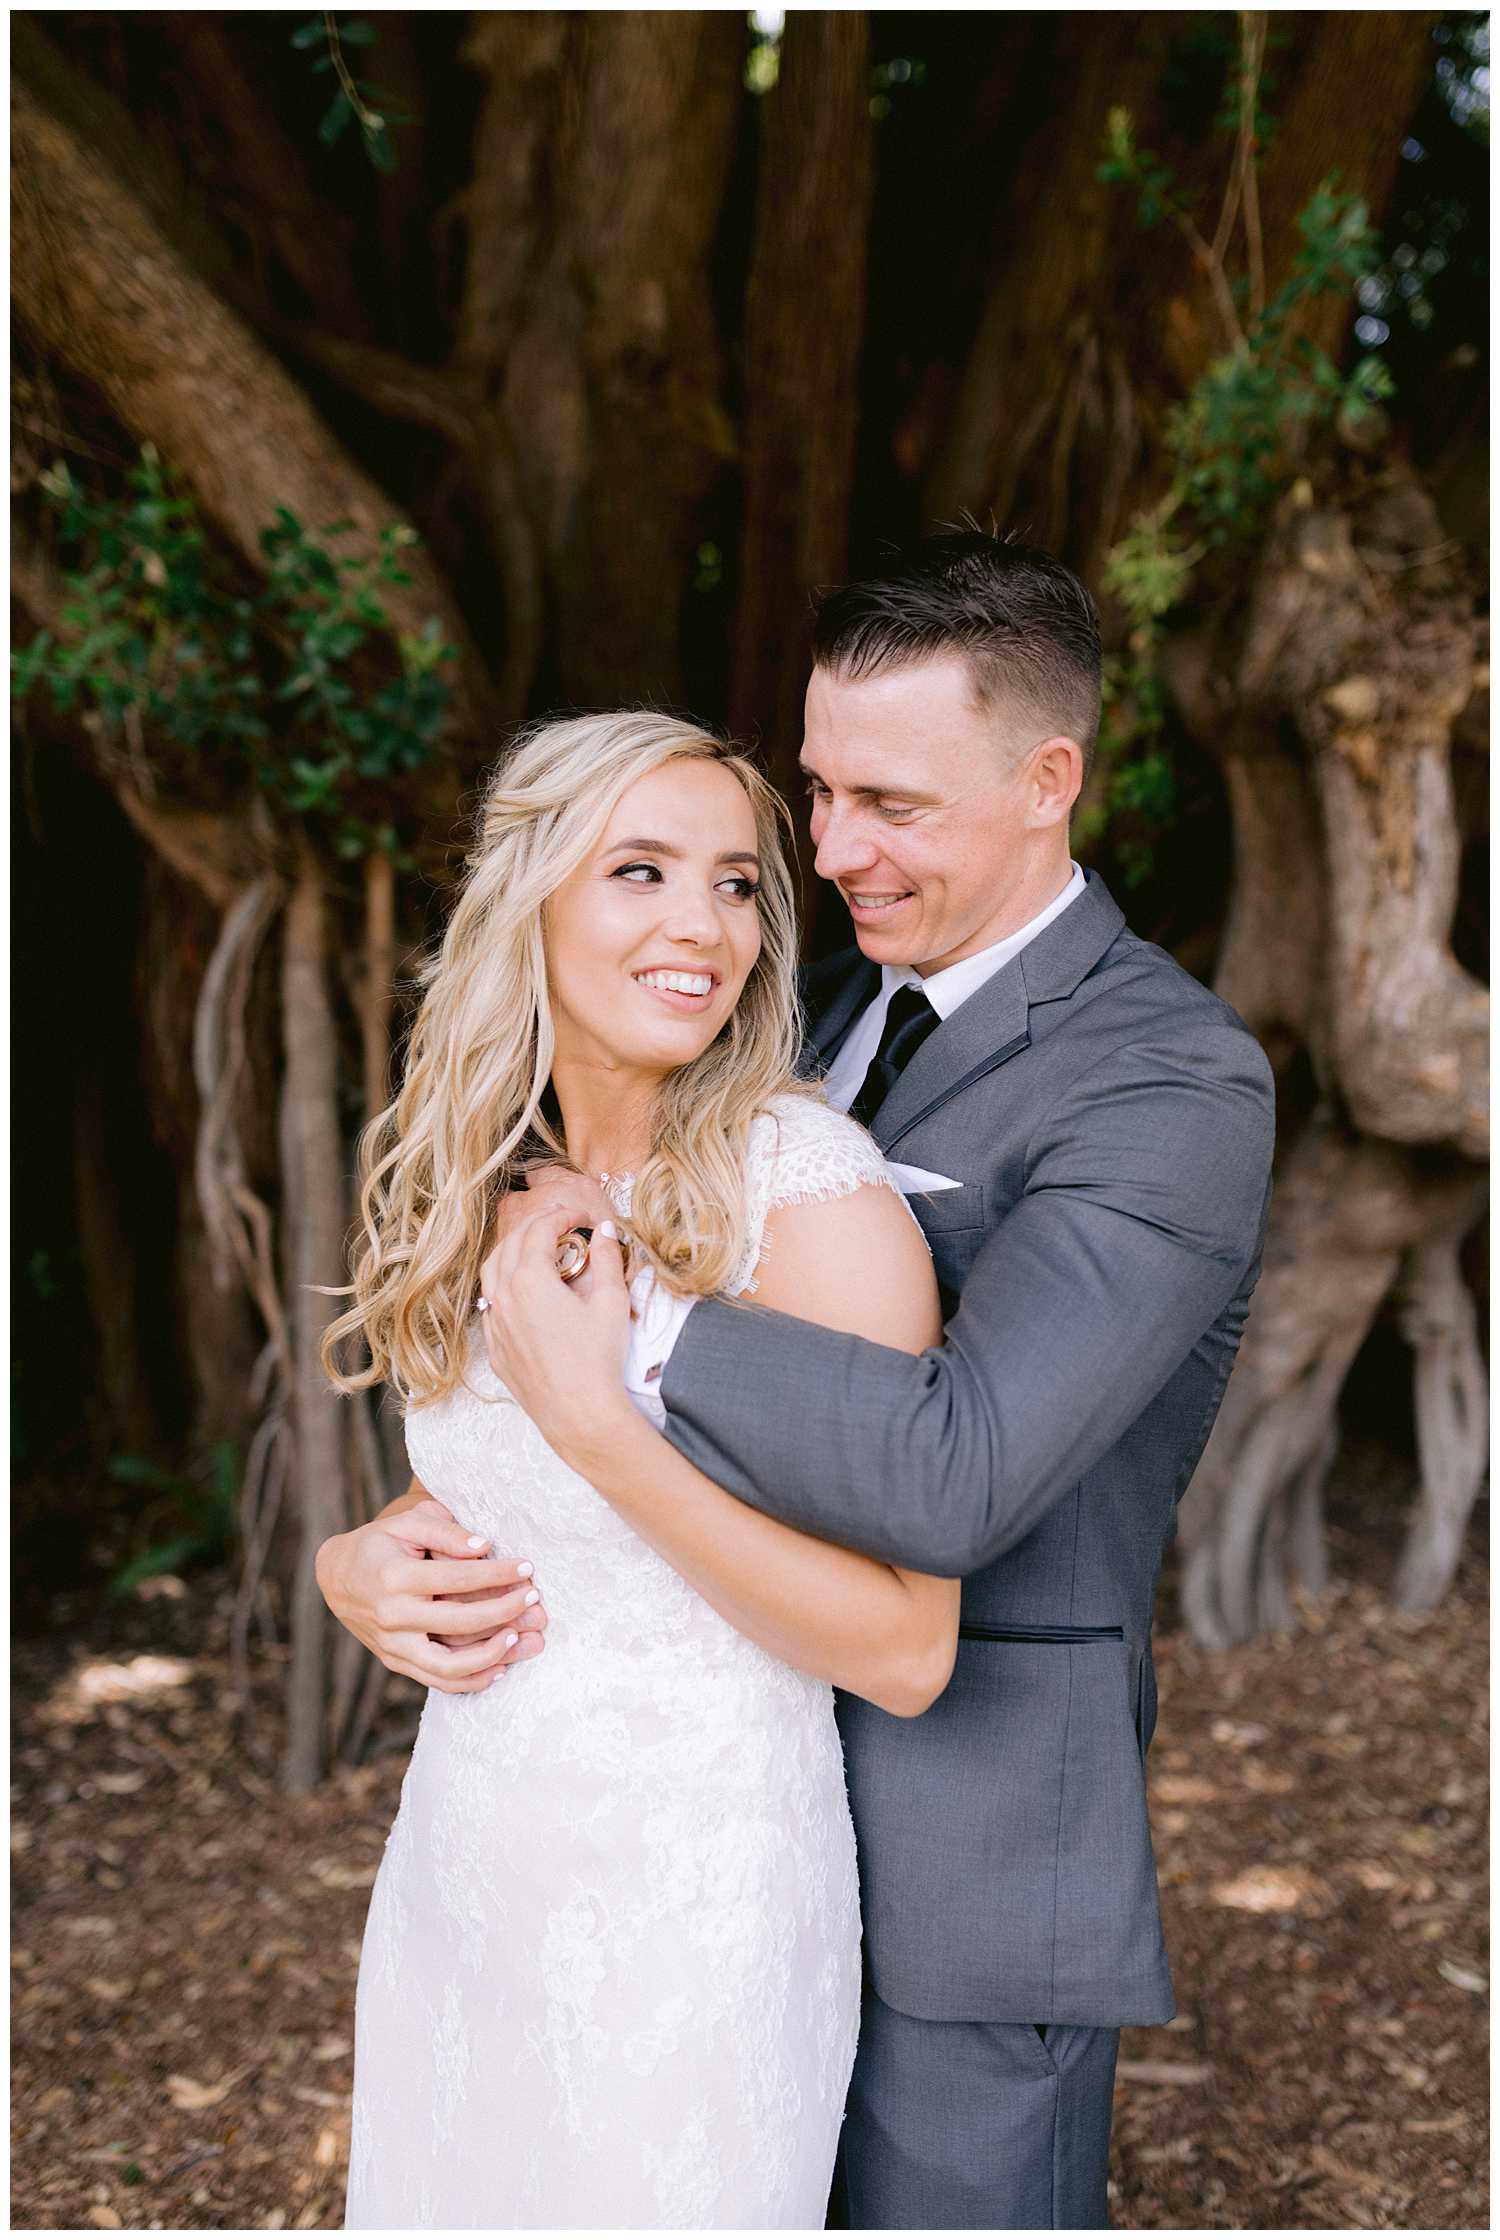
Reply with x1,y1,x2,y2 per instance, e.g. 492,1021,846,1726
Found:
880,861,1087,1021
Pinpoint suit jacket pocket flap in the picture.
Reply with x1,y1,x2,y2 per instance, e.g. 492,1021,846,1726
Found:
908,1177,991,1234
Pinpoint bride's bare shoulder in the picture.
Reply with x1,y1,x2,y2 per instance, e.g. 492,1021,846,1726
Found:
749,1095,940,1352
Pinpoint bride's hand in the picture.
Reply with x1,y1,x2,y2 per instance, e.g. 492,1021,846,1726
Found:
493,1164,614,1250
479,1204,636,1472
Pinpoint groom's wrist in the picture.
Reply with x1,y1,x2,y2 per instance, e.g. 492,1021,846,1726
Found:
554,1390,646,1483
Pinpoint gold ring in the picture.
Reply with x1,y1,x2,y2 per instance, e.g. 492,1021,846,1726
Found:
555,1227,592,1284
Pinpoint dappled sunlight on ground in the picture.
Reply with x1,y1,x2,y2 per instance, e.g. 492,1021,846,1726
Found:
11,1452,1488,2231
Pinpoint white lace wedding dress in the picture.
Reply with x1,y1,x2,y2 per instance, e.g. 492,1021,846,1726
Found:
346,1094,899,2229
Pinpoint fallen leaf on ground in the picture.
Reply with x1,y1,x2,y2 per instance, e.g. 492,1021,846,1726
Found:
166,2067,249,2110
308,1859,377,1890
1308,2145,1401,2197
1137,2135,1198,2165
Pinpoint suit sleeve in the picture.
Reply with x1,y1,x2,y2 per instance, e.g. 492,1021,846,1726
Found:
659,1018,1275,1576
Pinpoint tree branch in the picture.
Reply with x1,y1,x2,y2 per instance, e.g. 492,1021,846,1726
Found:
267,322,479,450
11,76,491,741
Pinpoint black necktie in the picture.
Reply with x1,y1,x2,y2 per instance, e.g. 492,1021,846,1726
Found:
848,984,940,1129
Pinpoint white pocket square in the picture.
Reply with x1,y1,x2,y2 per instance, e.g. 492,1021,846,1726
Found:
887,1161,964,1195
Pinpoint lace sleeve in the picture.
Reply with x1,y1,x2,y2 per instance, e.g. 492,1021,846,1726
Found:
729,1092,912,1296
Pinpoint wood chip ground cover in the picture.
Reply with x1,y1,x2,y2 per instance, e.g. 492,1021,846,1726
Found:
12,1457,1487,2229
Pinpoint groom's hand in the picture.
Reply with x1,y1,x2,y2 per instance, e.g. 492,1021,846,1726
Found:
480,1202,636,1476
315,1501,550,1693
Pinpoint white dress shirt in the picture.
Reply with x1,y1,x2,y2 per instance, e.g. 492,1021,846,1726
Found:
621,863,1086,1411
821,862,1087,1113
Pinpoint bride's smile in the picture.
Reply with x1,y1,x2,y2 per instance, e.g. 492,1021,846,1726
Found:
544,758,764,1100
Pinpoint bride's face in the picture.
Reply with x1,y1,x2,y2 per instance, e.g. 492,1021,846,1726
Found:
544,758,764,1081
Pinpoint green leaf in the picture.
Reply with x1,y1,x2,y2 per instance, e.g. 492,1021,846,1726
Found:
290,18,326,49
319,91,354,146
108,1536,203,1599
107,1453,179,1491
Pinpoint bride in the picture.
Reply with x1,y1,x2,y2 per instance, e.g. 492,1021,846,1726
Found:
319,711,955,2228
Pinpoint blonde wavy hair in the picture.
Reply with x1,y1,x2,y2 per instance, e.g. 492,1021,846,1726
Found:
321,710,816,1409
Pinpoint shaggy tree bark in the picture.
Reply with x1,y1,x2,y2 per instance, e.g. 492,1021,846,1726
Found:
920,11,1437,585
1171,458,1488,1642
1391,1214,1489,1613
1178,1120,1483,1647
277,13,746,724
15,538,355,1779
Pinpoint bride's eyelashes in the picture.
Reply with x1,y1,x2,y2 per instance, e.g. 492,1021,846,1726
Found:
611,861,760,902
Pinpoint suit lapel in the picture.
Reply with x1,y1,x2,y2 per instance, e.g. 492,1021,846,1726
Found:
870,872,1128,1147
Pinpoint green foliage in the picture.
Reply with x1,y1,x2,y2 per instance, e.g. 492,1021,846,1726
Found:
105,1442,238,1598
26,1249,59,1304
1434,12,1489,141
21,447,265,763
257,508,453,849
1083,115,1398,882
869,54,927,124
744,11,782,97
13,448,453,862
292,14,404,173
1098,107,1182,231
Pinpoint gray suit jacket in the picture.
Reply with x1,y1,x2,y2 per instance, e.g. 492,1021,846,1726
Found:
661,872,1275,2026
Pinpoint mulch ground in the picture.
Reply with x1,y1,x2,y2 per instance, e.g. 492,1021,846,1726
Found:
12,1438,1488,2231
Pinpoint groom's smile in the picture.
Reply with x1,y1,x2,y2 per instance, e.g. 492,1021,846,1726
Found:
800,654,1081,978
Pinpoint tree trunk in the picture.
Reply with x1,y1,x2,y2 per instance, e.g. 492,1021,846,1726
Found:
357,852,398,1130
921,11,1185,570
283,13,747,723
1390,1212,1489,1613
1178,1119,1482,1647
919,12,1438,583
277,849,351,1794
729,11,874,878
460,10,744,709
1169,456,1487,1645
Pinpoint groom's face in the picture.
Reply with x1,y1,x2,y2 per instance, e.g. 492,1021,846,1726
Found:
800,654,1053,975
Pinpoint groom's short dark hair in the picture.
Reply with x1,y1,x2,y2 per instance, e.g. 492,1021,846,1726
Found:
811,532,1102,779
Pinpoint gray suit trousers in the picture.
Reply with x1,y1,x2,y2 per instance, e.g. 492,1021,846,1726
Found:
829,1986,1120,2230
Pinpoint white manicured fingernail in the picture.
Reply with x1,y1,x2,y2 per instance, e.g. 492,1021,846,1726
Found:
599,1220,618,1240
467,1535,489,1550
524,1589,540,1607
504,1631,519,1648
516,1561,534,1578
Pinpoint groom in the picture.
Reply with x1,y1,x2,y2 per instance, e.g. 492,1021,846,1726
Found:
320,534,1275,2227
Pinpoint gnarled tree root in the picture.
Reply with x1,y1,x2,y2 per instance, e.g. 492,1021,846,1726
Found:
1179,1118,1484,1648
1391,1215,1489,1613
